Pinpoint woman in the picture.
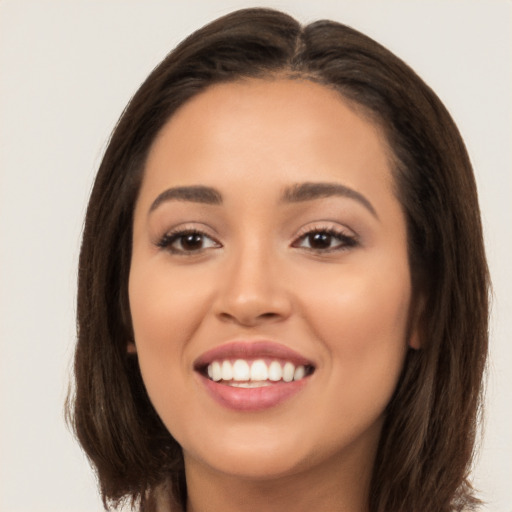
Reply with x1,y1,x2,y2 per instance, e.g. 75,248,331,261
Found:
69,8,489,512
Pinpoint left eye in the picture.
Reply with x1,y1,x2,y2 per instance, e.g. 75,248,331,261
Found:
293,230,357,251
158,231,220,254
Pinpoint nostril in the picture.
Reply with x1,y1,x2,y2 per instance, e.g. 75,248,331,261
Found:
217,310,285,326
214,285,293,326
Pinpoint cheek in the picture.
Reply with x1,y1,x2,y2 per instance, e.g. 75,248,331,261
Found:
128,263,211,443
128,261,210,412
292,266,411,452
320,277,410,351
129,261,210,353
298,257,412,399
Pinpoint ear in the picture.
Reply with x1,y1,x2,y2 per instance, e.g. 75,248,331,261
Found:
409,326,422,350
127,341,137,354
408,293,425,350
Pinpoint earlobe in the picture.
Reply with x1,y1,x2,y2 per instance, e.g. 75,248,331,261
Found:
408,293,425,350
408,329,422,350
127,341,137,354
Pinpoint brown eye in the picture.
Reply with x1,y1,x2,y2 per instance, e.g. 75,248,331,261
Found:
158,230,220,254
307,232,334,250
294,229,358,252
180,233,206,251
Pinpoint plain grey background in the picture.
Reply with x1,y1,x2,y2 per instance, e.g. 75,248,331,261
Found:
1,1,511,511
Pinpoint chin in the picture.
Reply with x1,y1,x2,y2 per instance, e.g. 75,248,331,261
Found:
179,413,383,484
186,445,309,481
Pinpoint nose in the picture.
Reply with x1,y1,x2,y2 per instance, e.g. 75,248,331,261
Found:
213,242,292,327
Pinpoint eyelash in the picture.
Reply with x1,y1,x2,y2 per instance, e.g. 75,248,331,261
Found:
156,225,358,255
156,228,221,255
292,225,358,253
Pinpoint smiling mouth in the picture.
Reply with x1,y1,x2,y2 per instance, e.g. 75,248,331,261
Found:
193,341,316,410
199,358,315,387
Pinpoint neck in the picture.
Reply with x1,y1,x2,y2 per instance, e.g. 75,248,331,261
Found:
184,445,374,512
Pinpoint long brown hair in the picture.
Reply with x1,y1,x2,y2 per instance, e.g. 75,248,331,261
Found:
69,8,489,511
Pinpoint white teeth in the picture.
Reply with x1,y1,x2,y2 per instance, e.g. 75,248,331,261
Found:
232,359,250,381
268,361,283,381
205,359,309,384
229,381,273,388
293,365,305,381
221,360,233,381
211,361,222,381
250,359,268,381
282,362,295,382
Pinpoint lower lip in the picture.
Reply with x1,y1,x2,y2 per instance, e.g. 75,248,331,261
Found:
199,375,308,411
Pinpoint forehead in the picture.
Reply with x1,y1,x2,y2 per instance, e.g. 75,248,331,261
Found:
151,78,388,153
141,78,395,205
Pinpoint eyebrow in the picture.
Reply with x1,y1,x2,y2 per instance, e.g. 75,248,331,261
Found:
149,185,222,212
282,182,378,218
148,181,377,218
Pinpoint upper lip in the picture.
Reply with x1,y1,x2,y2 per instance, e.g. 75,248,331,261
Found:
193,340,315,370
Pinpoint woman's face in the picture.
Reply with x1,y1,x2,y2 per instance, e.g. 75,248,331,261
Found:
129,79,418,482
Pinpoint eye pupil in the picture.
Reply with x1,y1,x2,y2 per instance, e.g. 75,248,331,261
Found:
308,232,331,249
181,233,203,250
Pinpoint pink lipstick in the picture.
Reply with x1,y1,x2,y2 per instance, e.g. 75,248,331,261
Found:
194,341,315,411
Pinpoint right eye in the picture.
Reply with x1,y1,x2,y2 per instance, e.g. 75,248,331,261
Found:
157,230,221,255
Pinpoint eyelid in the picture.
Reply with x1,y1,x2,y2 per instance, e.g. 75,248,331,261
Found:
155,223,222,254
154,221,219,241
291,222,359,252
293,221,357,240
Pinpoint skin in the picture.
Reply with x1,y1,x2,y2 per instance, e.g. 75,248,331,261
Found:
129,79,419,512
